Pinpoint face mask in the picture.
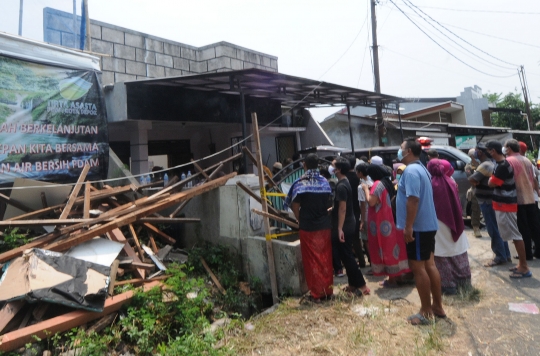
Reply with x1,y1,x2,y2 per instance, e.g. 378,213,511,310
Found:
396,174,402,181
397,148,408,161
502,147,508,155
473,151,479,160
328,166,335,175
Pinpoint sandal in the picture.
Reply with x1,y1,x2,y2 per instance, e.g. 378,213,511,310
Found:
343,285,370,296
484,259,505,267
510,270,532,279
407,313,433,326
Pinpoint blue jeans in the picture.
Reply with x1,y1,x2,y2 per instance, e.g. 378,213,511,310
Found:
479,201,511,262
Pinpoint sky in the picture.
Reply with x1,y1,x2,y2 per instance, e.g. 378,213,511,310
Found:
1,0,539,121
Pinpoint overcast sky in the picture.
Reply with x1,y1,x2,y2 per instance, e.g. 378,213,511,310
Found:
1,0,539,121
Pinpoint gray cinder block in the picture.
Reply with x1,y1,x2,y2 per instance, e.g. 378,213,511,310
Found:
146,38,163,53
146,64,165,78
114,44,136,60
173,57,190,71
126,60,146,76
125,33,144,48
136,49,156,64
102,27,124,44
155,53,173,68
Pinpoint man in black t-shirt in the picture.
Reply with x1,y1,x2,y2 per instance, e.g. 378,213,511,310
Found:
330,157,370,296
287,154,333,302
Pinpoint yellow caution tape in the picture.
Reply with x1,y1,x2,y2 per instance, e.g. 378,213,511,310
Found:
265,231,298,240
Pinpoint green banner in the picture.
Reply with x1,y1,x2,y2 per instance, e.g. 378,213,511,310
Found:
0,55,108,183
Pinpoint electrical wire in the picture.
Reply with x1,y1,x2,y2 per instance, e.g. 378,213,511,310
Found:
403,0,519,68
417,5,540,15
438,22,540,50
388,0,518,78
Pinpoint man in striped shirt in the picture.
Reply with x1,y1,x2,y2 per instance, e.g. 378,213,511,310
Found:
486,140,531,278
469,143,511,267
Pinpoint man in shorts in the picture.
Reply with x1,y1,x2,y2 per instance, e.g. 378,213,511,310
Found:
486,140,531,278
396,138,444,325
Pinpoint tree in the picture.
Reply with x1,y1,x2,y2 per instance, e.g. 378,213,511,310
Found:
484,91,540,155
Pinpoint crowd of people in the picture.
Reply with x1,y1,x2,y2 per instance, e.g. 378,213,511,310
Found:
284,136,538,325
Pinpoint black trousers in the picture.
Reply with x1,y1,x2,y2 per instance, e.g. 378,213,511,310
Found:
516,204,540,259
332,221,367,288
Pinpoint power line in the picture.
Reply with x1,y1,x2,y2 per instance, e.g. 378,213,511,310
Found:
388,0,517,78
418,5,540,15
438,22,540,50
403,0,518,68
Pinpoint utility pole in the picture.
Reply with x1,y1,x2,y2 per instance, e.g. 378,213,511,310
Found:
18,0,23,36
84,0,91,51
518,66,536,151
370,0,385,146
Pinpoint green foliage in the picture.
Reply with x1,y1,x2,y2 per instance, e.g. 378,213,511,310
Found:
0,228,29,253
485,91,540,148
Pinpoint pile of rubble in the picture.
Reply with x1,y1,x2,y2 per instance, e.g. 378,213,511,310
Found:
0,155,239,352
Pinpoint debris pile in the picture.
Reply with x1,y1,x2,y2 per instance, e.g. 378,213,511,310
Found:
0,157,238,352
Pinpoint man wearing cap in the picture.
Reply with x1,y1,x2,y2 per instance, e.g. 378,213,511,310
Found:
486,140,531,278
465,148,482,238
469,143,511,266
505,140,540,261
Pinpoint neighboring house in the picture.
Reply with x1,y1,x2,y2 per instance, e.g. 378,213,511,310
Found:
320,85,517,150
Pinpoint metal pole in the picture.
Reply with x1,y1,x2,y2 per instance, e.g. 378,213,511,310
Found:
240,91,248,173
347,104,355,153
84,0,91,51
397,103,404,142
370,0,385,146
73,0,77,44
18,0,23,36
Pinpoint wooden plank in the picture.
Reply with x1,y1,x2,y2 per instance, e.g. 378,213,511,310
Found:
0,301,25,334
207,163,224,181
130,261,155,270
108,260,120,296
0,219,95,227
191,159,209,179
156,245,173,260
141,223,176,245
18,306,34,329
113,275,168,287
242,146,282,192
168,200,191,218
0,193,33,213
152,152,242,199
86,313,117,335
31,303,49,322
128,224,145,260
58,164,91,220
107,229,145,279
148,233,159,254
8,185,133,222
252,112,279,304
83,183,91,219
236,181,294,221
0,281,162,352
251,208,299,229
138,217,200,224
201,258,226,295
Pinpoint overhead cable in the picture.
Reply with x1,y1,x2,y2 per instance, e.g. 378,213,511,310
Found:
417,5,540,15
388,0,517,78
403,0,519,68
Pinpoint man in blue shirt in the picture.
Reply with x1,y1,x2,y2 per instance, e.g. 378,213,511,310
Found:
396,138,444,325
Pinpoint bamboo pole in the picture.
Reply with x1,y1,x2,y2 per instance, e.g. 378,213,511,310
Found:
251,112,279,304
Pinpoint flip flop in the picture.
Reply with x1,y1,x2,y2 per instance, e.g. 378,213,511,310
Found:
484,259,505,267
434,313,447,319
509,266,518,272
343,286,370,296
407,313,432,326
509,270,532,279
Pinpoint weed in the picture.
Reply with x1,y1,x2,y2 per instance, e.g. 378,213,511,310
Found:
0,228,29,253
456,283,481,303
349,322,373,346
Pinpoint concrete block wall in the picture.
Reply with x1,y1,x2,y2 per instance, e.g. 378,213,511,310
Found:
43,8,278,85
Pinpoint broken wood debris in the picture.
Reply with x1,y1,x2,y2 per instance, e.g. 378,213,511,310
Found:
0,166,237,352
